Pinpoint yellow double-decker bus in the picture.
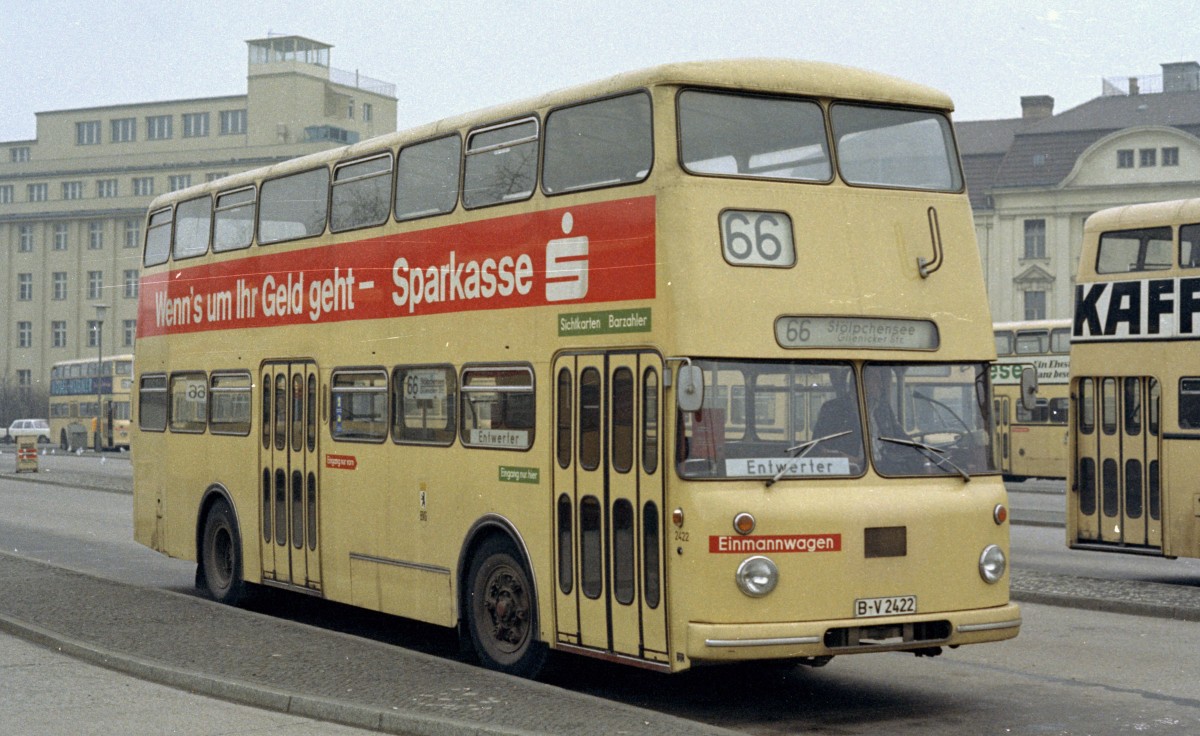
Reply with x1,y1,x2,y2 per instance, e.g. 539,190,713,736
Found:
133,60,1019,677
991,320,1070,479
1069,198,1200,559
49,354,134,451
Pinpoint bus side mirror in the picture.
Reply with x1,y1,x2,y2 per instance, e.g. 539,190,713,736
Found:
676,364,704,413
1020,366,1039,411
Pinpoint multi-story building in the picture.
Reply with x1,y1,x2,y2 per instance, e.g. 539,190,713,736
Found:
959,61,1200,323
0,36,396,398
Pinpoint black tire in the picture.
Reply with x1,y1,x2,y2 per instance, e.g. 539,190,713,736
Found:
199,501,246,605
465,537,547,678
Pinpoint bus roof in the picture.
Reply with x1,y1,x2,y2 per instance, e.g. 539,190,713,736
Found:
51,354,134,367
992,319,1071,332
149,59,955,210
1083,197,1200,235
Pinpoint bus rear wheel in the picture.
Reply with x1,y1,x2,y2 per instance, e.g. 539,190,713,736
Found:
199,501,246,605
465,537,547,678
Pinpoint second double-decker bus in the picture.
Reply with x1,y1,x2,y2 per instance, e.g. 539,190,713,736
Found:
1070,197,1200,559
991,320,1070,479
133,60,1019,677
49,354,134,451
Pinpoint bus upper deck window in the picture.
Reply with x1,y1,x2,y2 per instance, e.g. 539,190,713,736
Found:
213,187,256,252
1096,226,1173,274
396,135,461,221
993,331,1013,356
173,195,212,260
679,90,831,182
259,167,330,245
144,208,173,266
1181,224,1200,268
331,153,393,233
543,92,652,194
831,104,962,191
464,119,538,209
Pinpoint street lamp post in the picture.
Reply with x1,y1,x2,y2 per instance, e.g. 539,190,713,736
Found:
92,303,107,451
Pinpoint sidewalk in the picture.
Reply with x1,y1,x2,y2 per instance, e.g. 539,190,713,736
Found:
0,552,736,736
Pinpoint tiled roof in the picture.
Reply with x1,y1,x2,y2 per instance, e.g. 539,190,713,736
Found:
956,88,1200,198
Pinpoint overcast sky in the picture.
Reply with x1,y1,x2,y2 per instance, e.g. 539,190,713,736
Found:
2,0,1195,142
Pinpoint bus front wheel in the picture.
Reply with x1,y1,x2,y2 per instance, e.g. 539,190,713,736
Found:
199,501,246,605
465,537,547,678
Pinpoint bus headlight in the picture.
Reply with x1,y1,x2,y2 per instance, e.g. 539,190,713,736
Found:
978,545,1006,584
735,556,778,597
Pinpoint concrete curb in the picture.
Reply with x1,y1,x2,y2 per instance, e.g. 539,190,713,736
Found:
0,612,525,736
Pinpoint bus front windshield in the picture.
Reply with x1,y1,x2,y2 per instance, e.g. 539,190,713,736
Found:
863,363,994,478
677,360,994,481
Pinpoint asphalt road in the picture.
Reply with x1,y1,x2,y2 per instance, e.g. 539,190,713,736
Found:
3,452,1200,735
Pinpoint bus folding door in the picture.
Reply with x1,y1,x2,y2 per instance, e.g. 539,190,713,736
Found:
552,352,668,665
260,361,323,590
1072,376,1160,551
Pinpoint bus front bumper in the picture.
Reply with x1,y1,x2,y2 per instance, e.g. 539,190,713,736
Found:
686,603,1021,662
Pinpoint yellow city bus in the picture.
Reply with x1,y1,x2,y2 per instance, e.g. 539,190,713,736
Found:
49,354,134,451
991,320,1070,479
1069,197,1200,559
132,59,1019,677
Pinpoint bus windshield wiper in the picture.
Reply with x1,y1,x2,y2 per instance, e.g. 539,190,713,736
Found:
878,436,970,482
765,431,851,488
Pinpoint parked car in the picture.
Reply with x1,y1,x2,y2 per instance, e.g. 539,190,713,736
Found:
6,418,51,444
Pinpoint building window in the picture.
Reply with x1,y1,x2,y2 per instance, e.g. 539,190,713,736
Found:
1139,148,1157,167
87,320,102,348
62,181,84,200
17,370,32,390
54,224,68,250
1024,290,1046,321
146,115,173,140
52,272,68,300
0,185,12,203
17,273,32,301
124,219,141,248
18,225,33,252
87,271,103,299
220,109,247,135
76,120,102,145
363,103,373,122
124,269,140,298
10,146,30,162
1117,149,1134,168
1023,219,1046,259
27,183,48,201
168,174,192,191
17,321,32,348
183,112,210,138
205,171,229,182
88,222,104,250
1163,147,1180,166
97,179,118,198
305,125,359,144
122,319,137,347
111,118,136,143
52,321,67,348
133,177,154,196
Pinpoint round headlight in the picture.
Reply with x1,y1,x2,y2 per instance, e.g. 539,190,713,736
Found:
979,544,1006,584
735,556,778,597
